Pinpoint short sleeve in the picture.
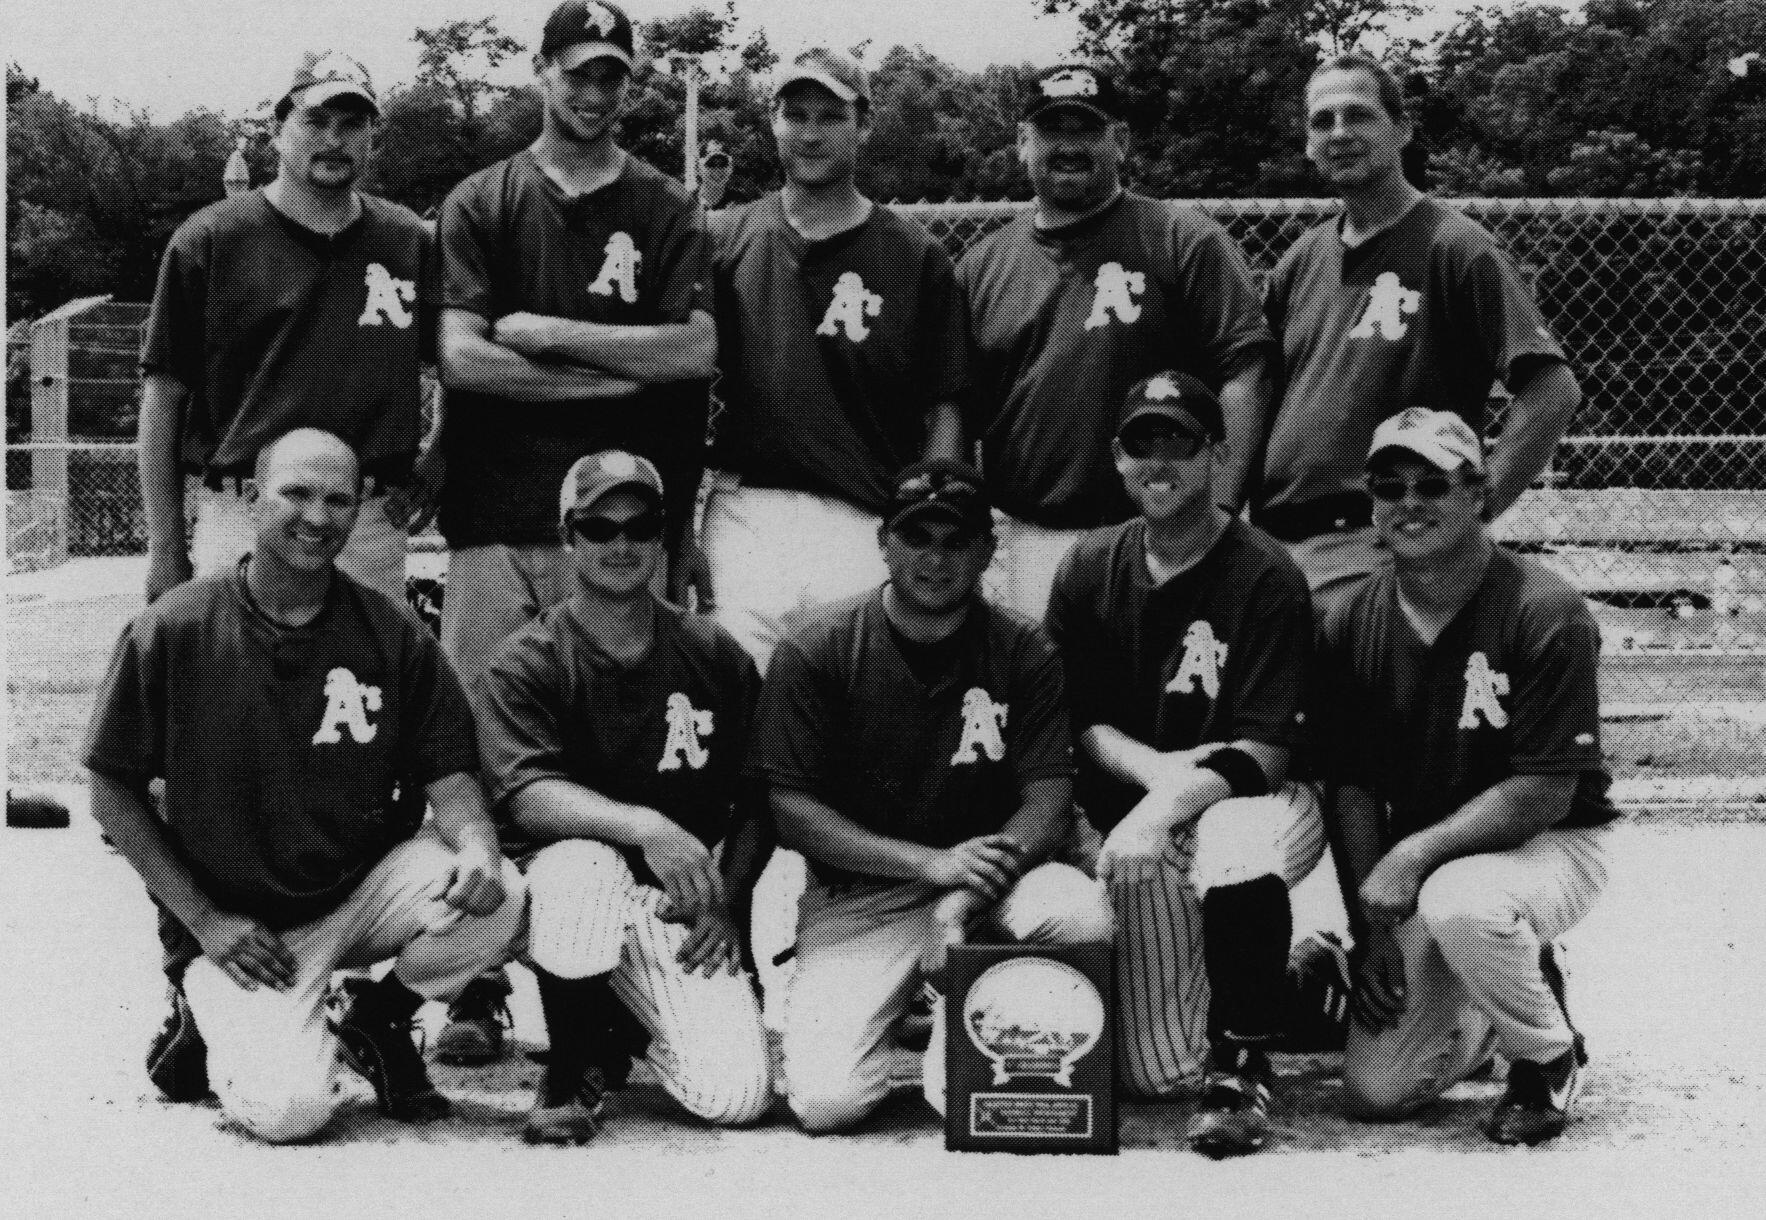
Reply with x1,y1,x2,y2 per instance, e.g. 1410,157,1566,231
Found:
916,237,970,406
1171,213,1276,382
439,178,498,319
399,619,479,786
649,198,713,322
82,618,164,786
1310,601,1376,789
473,635,573,813
1454,238,1566,391
140,224,206,387
1223,563,1313,749
1507,599,1605,776
417,224,442,363
744,635,836,794
1042,543,1104,730
1008,629,1075,785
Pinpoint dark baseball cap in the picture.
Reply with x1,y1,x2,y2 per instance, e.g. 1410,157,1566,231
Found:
559,449,664,526
541,0,636,72
1022,64,1122,125
887,459,991,533
279,51,379,119
1118,371,1224,442
772,48,871,107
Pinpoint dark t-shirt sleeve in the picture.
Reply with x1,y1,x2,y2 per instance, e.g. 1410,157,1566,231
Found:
140,223,205,386
474,635,574,814
82,619,163,786
1041,542,1098,726
745,634,835,794
1010,629,1076,784
1174,216,1275,381
417,224,442,364
399,617,480,785
1310,602,1375,789
1507,599,1605,776
439,177,498,319
1452,238,1565,389
918,241,970,405
1224,563,1313,748
651,199,713,322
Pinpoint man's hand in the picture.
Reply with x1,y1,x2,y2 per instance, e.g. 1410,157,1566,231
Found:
919,834,1024,902
920,888,983,979
641,822,724,927
492,312,558,358
440,845,506,917
670,535,714,612
1351,926,1408,1032
676,900,743,977
384,446,445,534
145,548,193,604
194,910,297,992
1360,843,1428,930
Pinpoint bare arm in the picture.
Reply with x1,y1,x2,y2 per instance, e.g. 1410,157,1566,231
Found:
1486,362,1581,520
1213,351,1275,514
922,400,965,464
1081,724,1288,813
426,770,508,916
491,308,716,384
138,372,191,602
438,309,642,402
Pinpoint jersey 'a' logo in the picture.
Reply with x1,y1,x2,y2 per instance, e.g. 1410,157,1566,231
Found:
1347,271,1420,341
358,263,415,329
951,687,1008,765
312,667,382,745
1459,652,1510,730
1084,261,1145,330
657,692,713,771
589,232,641,303
816,271,883,342
1166,620,1228,700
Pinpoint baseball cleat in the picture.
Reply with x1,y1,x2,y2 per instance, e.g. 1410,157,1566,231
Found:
333,978,453,1124
1483,1046,1582,1145
523,1065,612,1146
1275,931,1352,1053
1187,1048,1273,1158
435,972,513,1065
146,982,212,1103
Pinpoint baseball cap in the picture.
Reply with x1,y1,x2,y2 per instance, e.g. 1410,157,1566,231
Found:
559,449,664,527
1118,372,1224,442
772,48,871,108
1367,407,1487,476
280,51,379,118
540,0,636,73
1022,65,1122,125
886,459,991,533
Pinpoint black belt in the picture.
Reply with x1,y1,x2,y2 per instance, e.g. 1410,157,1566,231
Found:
1251,492,1373,544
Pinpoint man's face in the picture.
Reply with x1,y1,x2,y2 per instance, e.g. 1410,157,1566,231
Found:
772,83,867,189
1368,457,1486,563
251,443,361,574
274,99,375,193
1017,110,1126,212
881,515,994,618
1113,416,1216,525
538,54,631,145
1305,67,1410,191
566,489,663,599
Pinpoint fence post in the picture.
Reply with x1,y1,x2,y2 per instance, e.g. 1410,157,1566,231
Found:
25,295,113,568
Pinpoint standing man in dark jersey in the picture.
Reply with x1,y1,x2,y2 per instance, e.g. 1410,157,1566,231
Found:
140,51,440,606
434,0,715,1064
704,48,966,670
960,64,1274,621
1255,53,1581,603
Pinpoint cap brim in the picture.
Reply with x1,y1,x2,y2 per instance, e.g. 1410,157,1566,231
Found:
292,81,380,116
1027,99,1115,125
1120,404,1214,439
889,501,986,532
1367,441,1462,472
554,42,634,72
773,67,859,103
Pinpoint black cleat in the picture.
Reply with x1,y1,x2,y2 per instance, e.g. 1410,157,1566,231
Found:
523,1064,612,1146
434,972,513,1066
1187,1047,1274,1158
333,978,452,1124
146,982,212,1103
1484,1046,1581,1145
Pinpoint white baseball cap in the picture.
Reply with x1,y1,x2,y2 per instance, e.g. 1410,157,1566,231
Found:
1367,407,1486,475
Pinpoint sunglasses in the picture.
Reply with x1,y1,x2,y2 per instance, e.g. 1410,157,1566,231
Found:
1365,473,1458,502
1118,422,1208,461
891,523,983,553
570,512,665,544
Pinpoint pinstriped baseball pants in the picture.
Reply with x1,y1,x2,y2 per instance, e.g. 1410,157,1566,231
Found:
523,839,773,1127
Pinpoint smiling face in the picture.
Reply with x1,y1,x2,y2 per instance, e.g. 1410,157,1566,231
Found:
881,515,994,619
274,98,375,194
250,432,361,576
1113,418,1217,525
538,53,631,146
1368,456,1487,564
772,82,867,189
1305,66,1411,192
1017,109,1127,214
565,488,663,600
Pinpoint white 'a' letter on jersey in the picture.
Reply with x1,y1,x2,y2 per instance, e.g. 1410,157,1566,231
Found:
657,692,714,771
1084,262,1145,329
816,271,883,342
590,232,642,304
1166,621,1228,700
1347,271,1420,341
359,263,415,328
1459,652,1510,730
951,687,1009,765
312,667,383,745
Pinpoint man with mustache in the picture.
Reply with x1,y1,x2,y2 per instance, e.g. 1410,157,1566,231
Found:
139,51,440,609
960,64,1275,621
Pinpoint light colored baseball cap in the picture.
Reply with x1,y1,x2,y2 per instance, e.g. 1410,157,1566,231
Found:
1367,407,1486,475
281,51,379,118
772,48,871,107
559,449,664,527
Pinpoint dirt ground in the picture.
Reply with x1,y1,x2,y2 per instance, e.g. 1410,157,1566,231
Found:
6,790,1766,1220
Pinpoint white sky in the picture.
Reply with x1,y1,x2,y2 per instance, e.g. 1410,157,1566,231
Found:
5,0,1510,120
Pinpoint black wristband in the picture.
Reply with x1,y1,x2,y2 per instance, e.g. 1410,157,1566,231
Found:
1196,747,1270,800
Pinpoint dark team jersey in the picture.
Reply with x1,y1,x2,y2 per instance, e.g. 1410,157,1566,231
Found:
83,562,478,931
475,596,760,884
437,150,712,546
1260,198,1567,512
1316,546,1618,844
959,193,1273,529
748,589,1073,887
140,190,437,483
708,195,969,514
1045,518,1312,830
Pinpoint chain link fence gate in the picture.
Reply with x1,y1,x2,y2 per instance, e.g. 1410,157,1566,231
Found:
9,200,1766,796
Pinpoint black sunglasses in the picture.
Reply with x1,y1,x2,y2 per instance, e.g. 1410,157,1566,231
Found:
1118,421,1208,461
1365,473,1456,502
570,512,665,544
891,523,983,552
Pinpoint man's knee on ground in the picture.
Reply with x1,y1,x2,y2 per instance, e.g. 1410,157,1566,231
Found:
526,839,632,977
1340,1058,1433,1122
225,1076,339,1144
1001,862,1112,945
673,1051,775,1127
787,1075,880,1134
782,1037,886,1134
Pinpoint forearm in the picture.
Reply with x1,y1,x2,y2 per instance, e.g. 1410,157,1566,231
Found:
138,375,188,555
508,312,716,383
442,331,640,401
922,400,964,463
1327,783,1389,939
1080,724,1170,792
772,787,939,883
995,777,1074,866
426,770,502,858
1392,773,1577,880
87,770,220,934
510,777,678,848
1487,362,1580,518
1214,353,1273,513
719,805,774,909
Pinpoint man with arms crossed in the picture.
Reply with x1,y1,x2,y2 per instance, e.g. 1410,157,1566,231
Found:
960,64,1274,620
475,451,773,1143
749,460,1112,1132
85,428,522,1143
140,51,441,606
704,47,966,668
1256,53,1581,601
1045,373,1322,1156
1319,408,1615,1145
